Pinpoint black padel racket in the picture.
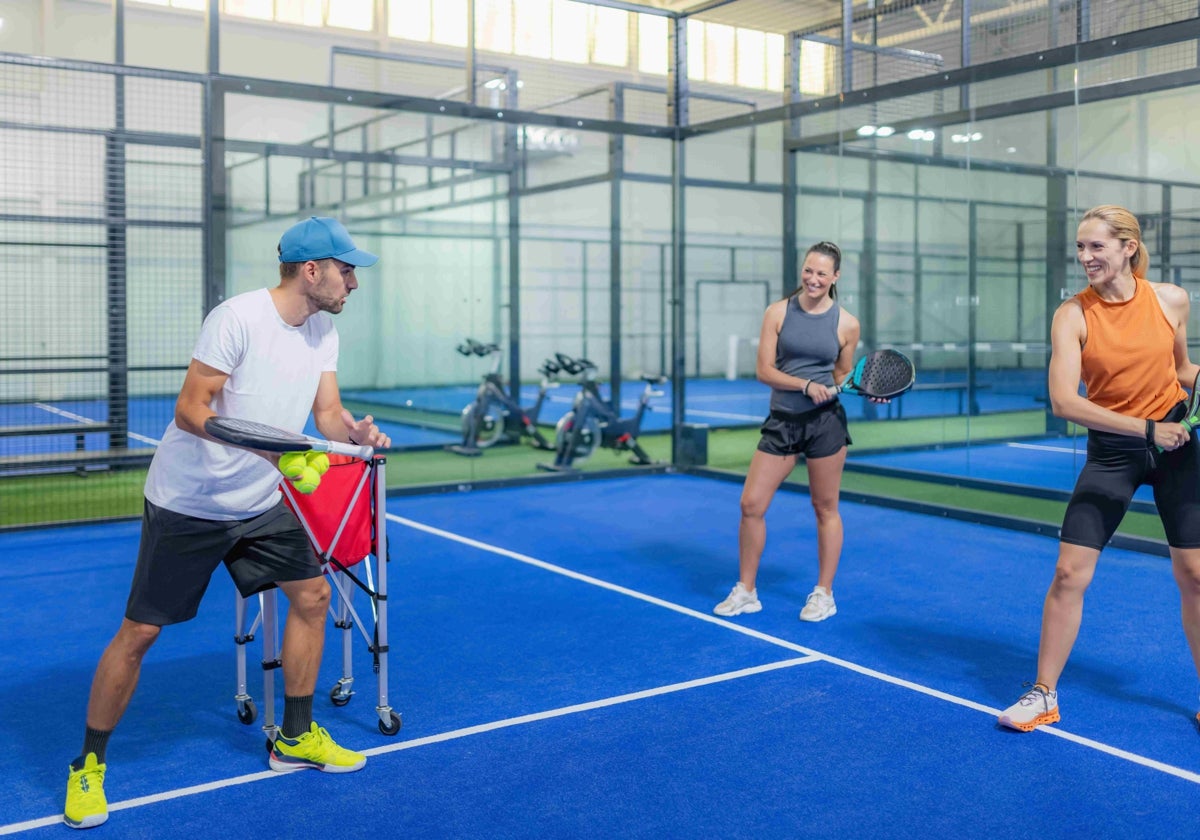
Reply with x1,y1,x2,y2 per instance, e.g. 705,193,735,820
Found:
836,349,916,399
205,416,374,460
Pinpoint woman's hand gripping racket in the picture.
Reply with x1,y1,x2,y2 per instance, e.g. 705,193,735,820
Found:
1154,371,1200,453
204,416,374,495
836,349,916,399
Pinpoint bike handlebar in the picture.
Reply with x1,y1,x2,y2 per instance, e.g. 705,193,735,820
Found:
456,338,500,357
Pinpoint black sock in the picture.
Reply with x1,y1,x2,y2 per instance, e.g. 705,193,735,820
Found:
73,727,112,769
282,695,314,739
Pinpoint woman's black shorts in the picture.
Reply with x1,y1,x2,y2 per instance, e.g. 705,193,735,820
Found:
125,499,321,626
1061,401,1200,550
756,401,852,460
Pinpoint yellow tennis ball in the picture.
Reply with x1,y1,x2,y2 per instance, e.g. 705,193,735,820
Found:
278,452,308,479
292,465,321,495
305,451,330,475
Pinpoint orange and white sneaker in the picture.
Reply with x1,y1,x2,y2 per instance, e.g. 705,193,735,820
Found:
998,684,1060,732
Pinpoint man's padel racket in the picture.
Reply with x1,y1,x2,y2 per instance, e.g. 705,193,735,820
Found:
205,416,374,460
1155,369,1200,453
835,349,916,399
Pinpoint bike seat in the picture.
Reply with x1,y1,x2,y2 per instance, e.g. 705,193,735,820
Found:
554,353,592,376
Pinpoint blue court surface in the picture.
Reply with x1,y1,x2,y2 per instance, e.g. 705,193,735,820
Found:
344,375,1044,432
848,436,1156,504
3,474,1199,837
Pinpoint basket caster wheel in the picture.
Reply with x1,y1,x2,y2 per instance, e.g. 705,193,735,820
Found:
237,699,257,725
379,711,402,736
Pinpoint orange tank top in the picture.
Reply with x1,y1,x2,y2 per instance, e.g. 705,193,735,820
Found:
1077,276,1185,420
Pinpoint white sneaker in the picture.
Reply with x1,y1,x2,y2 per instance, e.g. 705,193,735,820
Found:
997,684,1060,732
714,582,761,617
799,586,836,622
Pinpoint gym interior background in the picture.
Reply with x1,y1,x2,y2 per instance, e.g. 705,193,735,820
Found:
2,0,1198,545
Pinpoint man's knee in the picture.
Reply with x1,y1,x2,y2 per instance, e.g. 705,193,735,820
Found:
116,619,161,655
284,577,331,617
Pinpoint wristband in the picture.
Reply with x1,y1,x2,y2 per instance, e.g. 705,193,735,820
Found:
1145,418,1155,444
803,381,811,397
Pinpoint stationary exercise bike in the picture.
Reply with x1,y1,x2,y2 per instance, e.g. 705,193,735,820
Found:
538,353,667,471
446,339,560,456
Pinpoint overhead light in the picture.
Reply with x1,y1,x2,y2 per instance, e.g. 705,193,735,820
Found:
971,131,982,141
875,126,895,137
857,125,877,136
483,78,507,90
1006,146,1017,153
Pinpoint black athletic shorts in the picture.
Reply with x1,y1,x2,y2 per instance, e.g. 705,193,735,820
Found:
1061,400,1200,550
756,401,852,459
125,499,321,626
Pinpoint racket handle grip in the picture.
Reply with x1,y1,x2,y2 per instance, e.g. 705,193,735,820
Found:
1155,418,1195,453
320,440,375,460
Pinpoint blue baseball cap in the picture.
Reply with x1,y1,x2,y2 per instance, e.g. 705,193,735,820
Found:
278,216,379,267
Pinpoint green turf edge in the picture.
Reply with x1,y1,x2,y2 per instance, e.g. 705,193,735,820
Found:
0,410,1167,546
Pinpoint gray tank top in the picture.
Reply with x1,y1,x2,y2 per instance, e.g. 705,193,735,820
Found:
770,296,841,413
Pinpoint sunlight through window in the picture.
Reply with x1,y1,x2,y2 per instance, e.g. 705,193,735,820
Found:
477,0,514,54
637,13,667,76
765,33,784,92
704,22,735,86
388,0,431,41
432,0,469,48
800,40,829,95
735,27,765,89
551,0,588,64
514,0,553,59
124,0,823,95
686,19,704,80
224,0,272,21
327,0,374,31
590,6,628,67
275,0,322,27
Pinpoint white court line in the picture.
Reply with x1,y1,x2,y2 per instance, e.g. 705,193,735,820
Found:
358,656,817,758
1006,442,1083,455
32,402,161,446
0,659,815,835
390,513,1200,788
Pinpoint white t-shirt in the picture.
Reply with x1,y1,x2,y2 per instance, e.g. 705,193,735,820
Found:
144,288,339,520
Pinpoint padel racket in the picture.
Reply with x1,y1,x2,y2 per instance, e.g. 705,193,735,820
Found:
836,349,916,399
205,416,374,460
1156,369,1200,453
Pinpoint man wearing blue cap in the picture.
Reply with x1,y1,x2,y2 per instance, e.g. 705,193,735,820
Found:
64,218,390,829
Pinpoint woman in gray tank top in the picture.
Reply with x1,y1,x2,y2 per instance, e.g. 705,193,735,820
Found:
714,241,864,623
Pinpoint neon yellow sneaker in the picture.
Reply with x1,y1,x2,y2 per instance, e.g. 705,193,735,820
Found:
63,753,108,829
269,722,366,773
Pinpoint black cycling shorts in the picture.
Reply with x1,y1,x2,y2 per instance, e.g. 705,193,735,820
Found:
1061,401,1200,550
125,499,321,626
756,401,852,460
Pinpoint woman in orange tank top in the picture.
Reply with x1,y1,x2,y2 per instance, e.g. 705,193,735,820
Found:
999,205,1200,733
